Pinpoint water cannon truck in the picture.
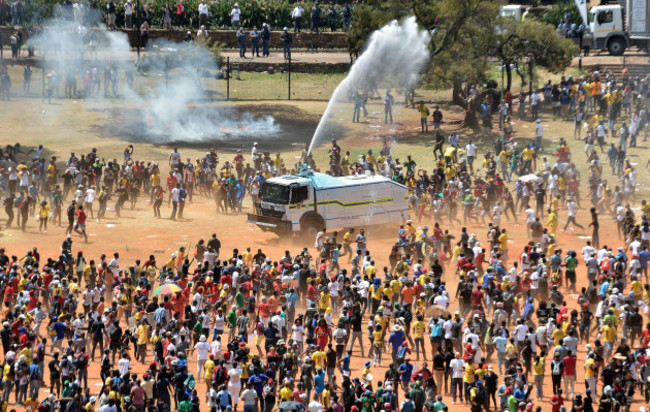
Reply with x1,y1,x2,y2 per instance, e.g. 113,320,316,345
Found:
246,166,409,238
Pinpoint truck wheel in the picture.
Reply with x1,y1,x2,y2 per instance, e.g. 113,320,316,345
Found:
608,38,626,56
300,216,323,240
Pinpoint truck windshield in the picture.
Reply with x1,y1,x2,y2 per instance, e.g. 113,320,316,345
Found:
261,183,291,204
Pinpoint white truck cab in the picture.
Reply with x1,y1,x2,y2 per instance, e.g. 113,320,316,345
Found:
589,1,650,55
247,166,409,238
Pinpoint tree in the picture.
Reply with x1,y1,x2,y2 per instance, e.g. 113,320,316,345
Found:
347,0,576,130
495,19,577,93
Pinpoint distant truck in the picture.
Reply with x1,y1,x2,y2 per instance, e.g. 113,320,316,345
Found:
589,0,650,55
246,167,409,238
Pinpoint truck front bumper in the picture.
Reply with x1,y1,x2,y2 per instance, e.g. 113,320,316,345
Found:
246,214,293,232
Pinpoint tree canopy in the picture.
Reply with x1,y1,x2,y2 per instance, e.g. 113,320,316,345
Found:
346,0,577,129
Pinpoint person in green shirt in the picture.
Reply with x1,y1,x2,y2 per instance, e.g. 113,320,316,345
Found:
360,390,374,412
507,391,517,412
178,397,193,412
227,305,238,340
564,251,579,291
236,289,245,308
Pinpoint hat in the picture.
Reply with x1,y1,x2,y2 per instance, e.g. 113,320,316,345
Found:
200,335,206,342
392,325,403,332
614,353,626,360
90,397,97,403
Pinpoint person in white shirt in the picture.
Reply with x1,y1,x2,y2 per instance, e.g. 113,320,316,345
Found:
84,185,96,219
198,0,209,28
292,320,305,354
230,3,241,29
292,3,304,32
523,207,535,237
308,399,324,412
581,242,596,262
118,353,131,376
123,0,134,28
193,335,211,379
228,362,244,404
170,184,180,220
563,198,584,232
465,140,477,172
449,353,465,403
433,292,449,309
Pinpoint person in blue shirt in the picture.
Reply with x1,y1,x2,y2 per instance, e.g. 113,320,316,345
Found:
50,317,65,352
388,325,404,362
599,279,610,298
339,350,351,375
492,335,508,375
28,358,41,399
399,358,414,389
639,245,650,282
235,180,246,213
330,245,341,272
248,372,270,397
313,368,326,399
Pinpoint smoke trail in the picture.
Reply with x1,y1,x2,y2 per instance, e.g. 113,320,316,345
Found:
28,19,280,144
308,16,431,154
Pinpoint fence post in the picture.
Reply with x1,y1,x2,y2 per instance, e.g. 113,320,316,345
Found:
226,56,230,101
288,56,291,100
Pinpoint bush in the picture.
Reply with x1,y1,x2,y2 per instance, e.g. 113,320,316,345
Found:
4,0,355,31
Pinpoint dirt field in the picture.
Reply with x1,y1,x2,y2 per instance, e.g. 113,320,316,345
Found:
1,55,650,411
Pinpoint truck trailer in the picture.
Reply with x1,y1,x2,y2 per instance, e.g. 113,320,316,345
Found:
246,167,410,238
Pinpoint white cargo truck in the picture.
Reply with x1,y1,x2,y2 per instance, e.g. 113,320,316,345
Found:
589,0,650,55
246,167,409,237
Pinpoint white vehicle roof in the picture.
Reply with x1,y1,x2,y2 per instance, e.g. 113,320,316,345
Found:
267,171,404,190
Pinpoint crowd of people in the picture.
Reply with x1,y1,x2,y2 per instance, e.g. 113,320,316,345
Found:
1,59,650,412
0,0,353,32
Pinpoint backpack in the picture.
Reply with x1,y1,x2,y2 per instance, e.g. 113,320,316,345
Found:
397,345,408,359
473,389,485,404
75,353,87,370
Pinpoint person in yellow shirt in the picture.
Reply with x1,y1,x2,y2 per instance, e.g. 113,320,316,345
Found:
390,278,402,306
280,381,293,401
38,200,50,232
372,325,384,366
601,320,617,353
532,355,545,400
412,314,427,361
204,355,216,393
312,349,327,370
522,146,535,173
498,229,508,260
418,102,430,133
242,247,253,267
136,321,150,362
463,360,476,385
552,327,566,346
546,208,558,238
318,290,331,313
584,353,597,395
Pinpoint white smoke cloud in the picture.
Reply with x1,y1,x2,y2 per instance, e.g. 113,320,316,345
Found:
28,20,280,144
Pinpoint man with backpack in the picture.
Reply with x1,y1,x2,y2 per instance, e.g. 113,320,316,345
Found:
74,347,90,390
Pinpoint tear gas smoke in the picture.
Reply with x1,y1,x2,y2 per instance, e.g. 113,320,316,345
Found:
308,17,431,154
28,20,280,144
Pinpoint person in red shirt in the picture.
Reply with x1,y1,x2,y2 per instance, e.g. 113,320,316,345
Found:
166,172,177,205
641,323,650,348
562,351,577,399
550,388,564,412
315,318,331,351
74,205,88,242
